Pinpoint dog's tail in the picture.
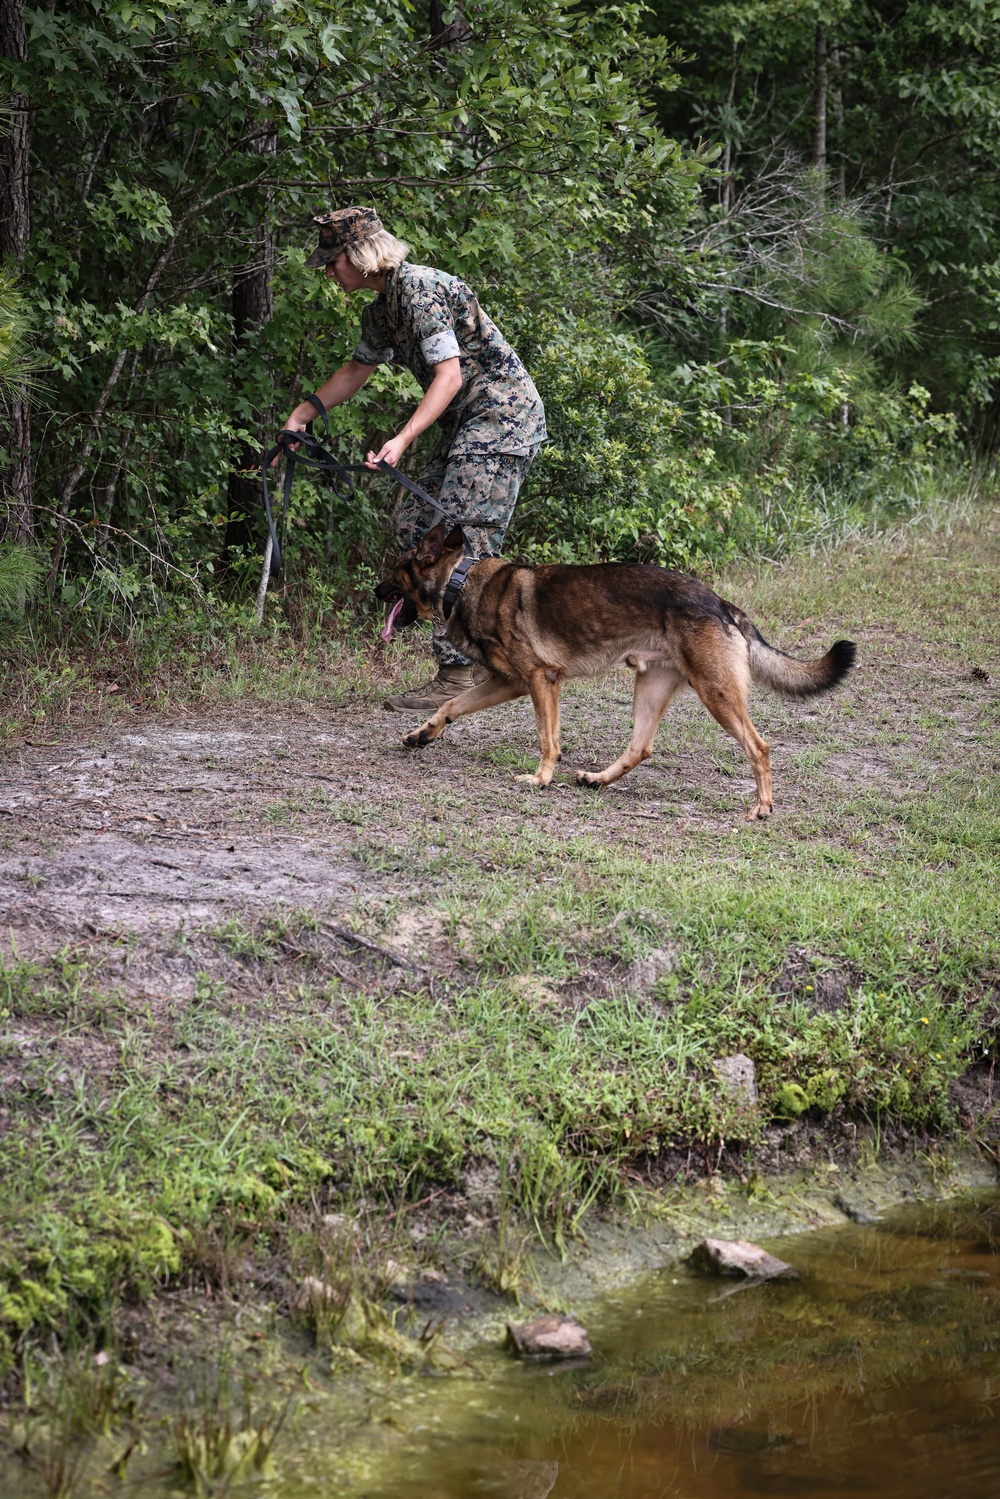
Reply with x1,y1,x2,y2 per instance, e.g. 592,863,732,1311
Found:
722,600,856,699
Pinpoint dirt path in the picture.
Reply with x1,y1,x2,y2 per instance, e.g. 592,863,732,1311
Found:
2,571,995,996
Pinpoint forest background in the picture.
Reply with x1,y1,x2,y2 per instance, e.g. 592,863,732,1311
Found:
1,0,1000,1415
0,0,998,649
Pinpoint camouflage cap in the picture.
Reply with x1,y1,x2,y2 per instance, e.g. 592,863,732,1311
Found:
304,206,384,267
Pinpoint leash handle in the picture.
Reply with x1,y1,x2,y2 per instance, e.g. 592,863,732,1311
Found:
260,427,363,578
301,391,330,436
259,425,465,587
260,437,299,577
260,395,331,578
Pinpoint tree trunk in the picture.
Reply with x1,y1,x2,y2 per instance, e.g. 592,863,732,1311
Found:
721,38,739,215
225,131,276,559
831,36,846,198
812,22,827,175
0,0,32,542
429,1,470,48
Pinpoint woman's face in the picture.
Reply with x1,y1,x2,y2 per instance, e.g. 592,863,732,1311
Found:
325,252,370,294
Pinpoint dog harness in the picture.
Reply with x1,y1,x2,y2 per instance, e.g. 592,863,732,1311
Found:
442,555,475,620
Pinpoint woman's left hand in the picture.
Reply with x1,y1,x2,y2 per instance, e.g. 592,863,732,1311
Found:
366,434,410,470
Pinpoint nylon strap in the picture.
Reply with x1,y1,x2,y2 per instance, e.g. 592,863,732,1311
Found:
442,554,475,619
260,392,462,579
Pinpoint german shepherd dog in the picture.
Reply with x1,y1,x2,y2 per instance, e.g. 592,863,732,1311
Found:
377,525,855,820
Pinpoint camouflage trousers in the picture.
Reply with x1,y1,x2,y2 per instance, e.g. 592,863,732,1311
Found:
395,444,538,666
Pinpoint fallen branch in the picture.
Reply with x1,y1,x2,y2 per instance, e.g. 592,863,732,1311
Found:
321,921,426,973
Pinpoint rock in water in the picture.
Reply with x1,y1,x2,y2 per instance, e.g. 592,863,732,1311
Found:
505,1314,591,1360
292,1274,340,1311
504,1460,560,1498
688,1238,798,1280
834,1191,881,1224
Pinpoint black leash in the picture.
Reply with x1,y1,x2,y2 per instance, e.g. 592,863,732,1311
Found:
260,392,463,579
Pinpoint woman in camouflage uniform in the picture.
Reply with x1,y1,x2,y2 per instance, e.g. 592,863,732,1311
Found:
282,206,546,712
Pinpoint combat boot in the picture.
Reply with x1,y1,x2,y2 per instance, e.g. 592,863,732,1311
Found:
383,663,489,713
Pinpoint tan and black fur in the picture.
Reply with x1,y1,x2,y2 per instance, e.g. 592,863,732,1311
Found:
377,525,856,820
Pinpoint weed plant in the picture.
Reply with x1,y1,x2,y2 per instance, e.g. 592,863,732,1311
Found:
7,1338,145,1497
173,1367,287,1496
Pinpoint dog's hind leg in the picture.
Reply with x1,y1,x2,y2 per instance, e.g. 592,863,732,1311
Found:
689,667,772,820
576,666,683,788
516,667,564,788
402,675,527,750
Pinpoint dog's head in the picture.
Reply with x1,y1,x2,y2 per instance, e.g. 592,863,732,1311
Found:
376,523,466,640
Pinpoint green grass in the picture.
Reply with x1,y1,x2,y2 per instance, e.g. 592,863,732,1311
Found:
0,491,998,1386
1,820,995,1370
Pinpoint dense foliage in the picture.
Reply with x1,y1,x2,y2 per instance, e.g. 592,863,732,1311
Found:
649,0,1000,435
0,0,995,632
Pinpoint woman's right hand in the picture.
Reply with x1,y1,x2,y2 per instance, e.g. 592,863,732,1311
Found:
271,363,374,465
271,406,312,466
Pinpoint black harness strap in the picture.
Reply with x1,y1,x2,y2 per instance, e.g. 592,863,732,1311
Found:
260,392,464,579
442,554,475,619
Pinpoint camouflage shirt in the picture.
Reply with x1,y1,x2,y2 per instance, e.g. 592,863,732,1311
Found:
352,263,546,457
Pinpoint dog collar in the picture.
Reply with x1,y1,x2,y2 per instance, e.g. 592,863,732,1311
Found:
442,555,475,620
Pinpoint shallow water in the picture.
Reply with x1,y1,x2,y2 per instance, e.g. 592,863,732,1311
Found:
287,1194,1000,1498
6,1195,1000,1497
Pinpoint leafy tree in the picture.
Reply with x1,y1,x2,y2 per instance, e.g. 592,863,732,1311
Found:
0,0,31,542
0,265,40,613
0,0,989,623
647,0,1000,439
2,0,699,603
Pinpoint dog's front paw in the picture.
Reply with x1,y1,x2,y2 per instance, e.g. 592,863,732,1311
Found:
745,801,772,821
403,722,434,749
575,770,603,789
514,772,550,789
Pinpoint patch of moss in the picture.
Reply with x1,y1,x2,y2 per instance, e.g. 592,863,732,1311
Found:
774,1071,849,1119
156,1168,279,1224
805,1070,848,1112
775,1082,809,1118
260,1147,334,1191
0,1197,179,1371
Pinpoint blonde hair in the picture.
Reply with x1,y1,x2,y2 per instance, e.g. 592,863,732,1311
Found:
346,229,410,276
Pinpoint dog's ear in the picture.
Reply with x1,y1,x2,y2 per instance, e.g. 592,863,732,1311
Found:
415,523,447,565
443,525,466,554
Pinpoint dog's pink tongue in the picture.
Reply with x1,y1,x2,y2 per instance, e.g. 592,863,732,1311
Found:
381,597,405,642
